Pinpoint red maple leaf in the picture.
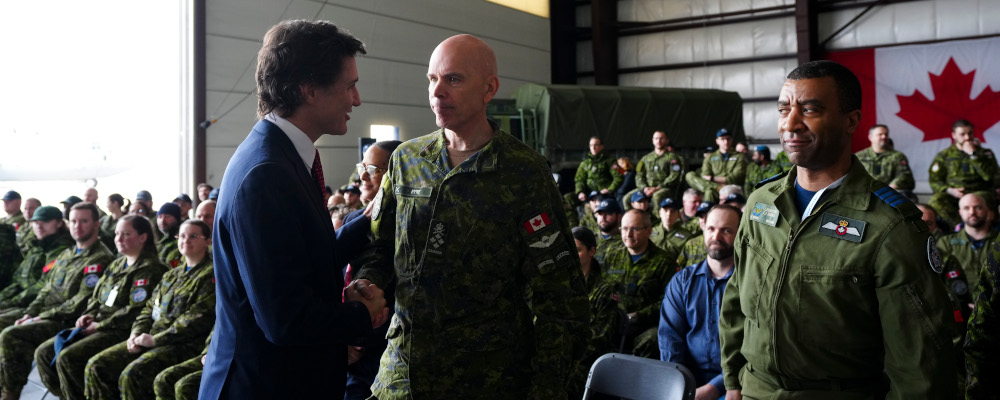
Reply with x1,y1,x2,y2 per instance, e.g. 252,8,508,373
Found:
896,58,1000,143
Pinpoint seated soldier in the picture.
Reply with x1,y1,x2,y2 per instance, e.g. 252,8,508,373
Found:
0,203,114,400
917,203,946,240
34,215,169,400
680,189,704,236
717,184,742,205
938,193,996,289
15,198,41,255
156,203,183,268
594,198,624,264
722,193,747,212
744,145,785,195
0,223,22,292
99,194,128,256
676,201,714,268
651,198,693,255
627,191,660,227
684,129,747,202
929,120,999,226
602,209,677,358
0,206,74,317
659,205,740,400
85,219,215,400
625,131,686,208
578,191,601,234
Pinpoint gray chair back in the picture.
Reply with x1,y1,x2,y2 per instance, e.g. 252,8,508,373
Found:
582,353,696,400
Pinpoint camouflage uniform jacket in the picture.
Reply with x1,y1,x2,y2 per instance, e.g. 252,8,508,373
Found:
157,230,183,268
681,215,702,237
600,244,677,330
937,230,997,289
744,161,786,195
964,244,1000,398
720,158,956,397
635,150,686,191
131,258,215,348
595,230,622,265
575,152,622,194
651,224,693,254
0,224,23,290
15,223,35,257
855,147,915,191
676,235,707,268
0,230,73,309
359,125,589,399
98,214,120,256
699,150,748,186
578,204,599,234
83,251,168,333
0,211,25,228
27,242,114,321
929,145,1000,193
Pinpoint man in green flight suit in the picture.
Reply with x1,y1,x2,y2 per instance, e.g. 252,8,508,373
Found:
0,202,114,400
854,124,915,195
685,129,747,202
937,193,996,290
964,244,1000,399
744,146,786,195
720,60,956,399
355,34,589,400
626,130,686,208
929,119,1000,226
575,136,622,202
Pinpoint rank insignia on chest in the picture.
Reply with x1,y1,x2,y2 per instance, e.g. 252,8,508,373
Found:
425,219,448,255
749,202,779,227
135,279,148,287
84,264,102,274
819,213,866,243
42,260,56,273
523,212,551,234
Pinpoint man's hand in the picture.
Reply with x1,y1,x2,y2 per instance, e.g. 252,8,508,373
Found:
126,332,141,353
75,315,94,329
947,187,966,199
14,314,32,326
960,139,977,155
81,321,98,336
577,192,587,202
643,187,658,197
599,189,610,194
695,384,721,400
362,197,377,218
347,345,364,365
725,389,742,400
345,279,389,328
201,355,206,365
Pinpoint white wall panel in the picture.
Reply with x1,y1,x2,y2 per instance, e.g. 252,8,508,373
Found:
621,0,792,22
577,40,594,71
822,0,1000,50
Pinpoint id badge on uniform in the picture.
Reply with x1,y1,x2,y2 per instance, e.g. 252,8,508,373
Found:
151,298,161,321
106,286,119,307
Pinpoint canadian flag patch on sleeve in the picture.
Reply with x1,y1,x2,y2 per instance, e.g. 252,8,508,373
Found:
135,279,147,287
523,212,551,234
42,260,56,273
84,264,102,274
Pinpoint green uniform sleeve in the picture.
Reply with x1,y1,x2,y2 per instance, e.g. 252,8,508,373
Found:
574,158,589,195
131,287,158,335
928,152,948,193
634,160,649,189
889,154,915,191
151,273,216,347
38,287,94,321
964,250,998,399
699,154,712,177
720,222,748,390
874,222,957,399
725,154,748,185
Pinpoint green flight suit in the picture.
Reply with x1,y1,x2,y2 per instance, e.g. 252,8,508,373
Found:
86,258,215,400
0,230,74,310
964,245,1000,399
626,150,687,207
0,242,113,391
685,150,748,202
720,158,956,399
34,251,168,400
929,145,1000,226
855,147,915,192
595,230,622,265
650,224,693,255
154,332,211,400
0,224,22,292
676,235,707,268
937,231,997,289
744,161,787,196
575,152,622,196
601,243,677,358
358,124,589,400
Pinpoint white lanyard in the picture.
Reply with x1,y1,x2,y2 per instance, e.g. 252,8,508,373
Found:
801,174,847,219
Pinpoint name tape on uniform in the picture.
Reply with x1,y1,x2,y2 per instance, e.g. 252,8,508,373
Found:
395,186,433,198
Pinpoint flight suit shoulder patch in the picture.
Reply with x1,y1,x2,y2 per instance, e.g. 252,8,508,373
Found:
755,170,789,189
872,185,920,219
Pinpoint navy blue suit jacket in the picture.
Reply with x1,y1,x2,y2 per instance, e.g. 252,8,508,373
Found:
200,120,373,399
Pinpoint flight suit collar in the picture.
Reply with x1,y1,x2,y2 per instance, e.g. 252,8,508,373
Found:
769,155,874,212
419,118,501,174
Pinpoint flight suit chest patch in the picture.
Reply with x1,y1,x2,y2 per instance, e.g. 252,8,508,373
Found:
818,213,866,243
749,202,779,227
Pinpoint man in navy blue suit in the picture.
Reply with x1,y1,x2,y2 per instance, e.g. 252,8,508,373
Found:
200,20,388,400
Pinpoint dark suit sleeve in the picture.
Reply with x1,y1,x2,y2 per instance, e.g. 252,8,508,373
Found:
230,162,372,346
334,211,371,269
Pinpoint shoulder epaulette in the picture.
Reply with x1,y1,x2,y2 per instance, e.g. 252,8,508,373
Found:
873,185,921,218
755,170,790,189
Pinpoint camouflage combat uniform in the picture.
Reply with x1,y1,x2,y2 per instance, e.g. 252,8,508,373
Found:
594,231,622,265
600,244,677,358
157,229,183,269
575,152,622,196
15,223,35,257
937,230,997,289
0,211,25,228
154,332,211,400
681,215,702,237
744,161,786,196
929,145,1000,226
650,224,693,255
34,251,168,400
855,147,915,192
0,224,23,291
0,242,113,392
626,150,686,207
98,214,121,256
685,151,747,202
85,258,214,400
358,123,589,399
964,244,1000,399
676,235,707,268
0,230,74,316
567,281,621,399
578,204,599,235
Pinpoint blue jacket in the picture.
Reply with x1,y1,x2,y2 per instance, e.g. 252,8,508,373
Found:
200,120,373,399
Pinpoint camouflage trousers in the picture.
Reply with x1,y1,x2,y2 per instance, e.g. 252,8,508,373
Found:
623,188,675,212
86,339,202,400
154,356,202,400
35,329,127,400
684,172,720,202
0,319,64,391
0,308,24,329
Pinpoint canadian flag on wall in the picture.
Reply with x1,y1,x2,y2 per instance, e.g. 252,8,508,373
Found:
826,37,1000,193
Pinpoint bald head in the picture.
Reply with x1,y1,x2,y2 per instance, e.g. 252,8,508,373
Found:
427,34,499,133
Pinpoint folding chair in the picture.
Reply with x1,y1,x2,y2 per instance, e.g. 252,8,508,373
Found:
582,353,696,400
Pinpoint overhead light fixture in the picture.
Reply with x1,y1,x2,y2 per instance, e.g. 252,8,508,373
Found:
370,125,399,142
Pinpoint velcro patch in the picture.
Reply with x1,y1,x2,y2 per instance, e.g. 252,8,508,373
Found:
523,212,551,234
135,279,148,287
84,264,102,274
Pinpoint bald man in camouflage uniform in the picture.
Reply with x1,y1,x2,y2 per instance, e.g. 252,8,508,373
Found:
575,137,622,202
356,35,588,399
965,245,1000,399
929,120,1000,226
85,256,214,400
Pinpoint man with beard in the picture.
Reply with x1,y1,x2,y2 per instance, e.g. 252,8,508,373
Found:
719,60,954,399
156,203,183,268
594,197,623,264
659,204,740,400
938,193,996,289
743,146,785,195
855,125,914,195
